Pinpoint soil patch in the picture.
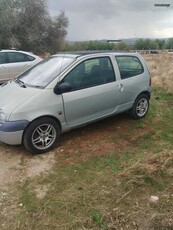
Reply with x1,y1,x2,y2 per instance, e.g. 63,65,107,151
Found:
0,144,55,188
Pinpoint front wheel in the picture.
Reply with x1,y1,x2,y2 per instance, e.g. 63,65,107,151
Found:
23,117,60,154
129,94,149,120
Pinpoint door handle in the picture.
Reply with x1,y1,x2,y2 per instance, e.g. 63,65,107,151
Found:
117,83,124,92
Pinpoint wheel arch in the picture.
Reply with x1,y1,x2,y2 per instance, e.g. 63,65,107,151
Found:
137,91,151,100
129,91,150,120
22,115,62,142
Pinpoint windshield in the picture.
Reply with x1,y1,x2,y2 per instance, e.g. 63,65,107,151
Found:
17,56,75,88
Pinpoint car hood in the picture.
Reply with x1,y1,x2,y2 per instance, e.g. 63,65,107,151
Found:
0,81,41,115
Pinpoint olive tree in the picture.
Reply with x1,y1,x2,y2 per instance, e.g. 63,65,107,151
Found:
43,11,69,54
0,0,69,54
0,0,21,48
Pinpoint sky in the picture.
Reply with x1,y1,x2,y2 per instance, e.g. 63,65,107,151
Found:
47,0,173,41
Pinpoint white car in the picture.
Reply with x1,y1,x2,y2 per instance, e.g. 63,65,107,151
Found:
0,49,42,83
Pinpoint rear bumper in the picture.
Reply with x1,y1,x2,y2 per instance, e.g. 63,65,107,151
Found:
0,120,29,145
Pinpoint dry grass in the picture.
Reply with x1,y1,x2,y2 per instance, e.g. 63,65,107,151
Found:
143,53,173,92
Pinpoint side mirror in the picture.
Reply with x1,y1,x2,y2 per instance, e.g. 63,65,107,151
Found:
54,82,71,95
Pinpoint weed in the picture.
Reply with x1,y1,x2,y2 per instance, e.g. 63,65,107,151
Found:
19,180,38,213
92,210,107,229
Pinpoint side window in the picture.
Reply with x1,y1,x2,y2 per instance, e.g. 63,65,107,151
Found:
26,54,35,61
115,56,144,79
0,53,7,64
63,57,115,91
8,52,28,63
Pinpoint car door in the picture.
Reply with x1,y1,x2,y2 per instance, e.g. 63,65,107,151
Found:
7,52,32,78
60,56,120,127
115,55,146,106
0,52,10,82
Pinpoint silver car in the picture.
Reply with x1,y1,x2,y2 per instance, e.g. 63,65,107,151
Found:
0,52,152,154
0,49,42,83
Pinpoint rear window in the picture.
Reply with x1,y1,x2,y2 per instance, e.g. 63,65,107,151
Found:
115,56,144,79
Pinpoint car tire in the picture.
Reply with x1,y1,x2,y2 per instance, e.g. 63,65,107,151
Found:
23,117,60,154
129,94,149,120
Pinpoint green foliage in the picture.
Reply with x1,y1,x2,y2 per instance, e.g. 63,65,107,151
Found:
63,40,129,52
19,180,38,212
165,37,173,49
134,38,166,50
134,37,173,50
64,38,173,52
0,0,69,54
92,210,107,229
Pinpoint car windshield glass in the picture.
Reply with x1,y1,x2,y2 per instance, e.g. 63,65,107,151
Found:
17,56,75,88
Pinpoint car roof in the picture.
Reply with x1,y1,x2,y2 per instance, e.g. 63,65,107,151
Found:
0,49,22,52
0,49,34,55
53,51,140,59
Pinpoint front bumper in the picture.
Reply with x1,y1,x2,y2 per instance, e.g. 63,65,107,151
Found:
0,120,29,145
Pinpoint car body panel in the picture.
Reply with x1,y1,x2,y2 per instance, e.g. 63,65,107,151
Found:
0,65,10,83
0,129,24,145
62,82,121,126
0,81,41,119
8,61,32,78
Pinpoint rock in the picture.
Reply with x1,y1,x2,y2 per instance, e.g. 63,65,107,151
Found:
149,196,159,203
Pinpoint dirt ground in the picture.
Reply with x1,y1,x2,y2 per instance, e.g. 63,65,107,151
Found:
0,144,55,188
0,112,133,189
0,143,57,226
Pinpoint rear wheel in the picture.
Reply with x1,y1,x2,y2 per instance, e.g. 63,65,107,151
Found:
23,117,60,154
130,94,149,119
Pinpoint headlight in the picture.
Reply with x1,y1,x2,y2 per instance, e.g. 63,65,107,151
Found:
0,110,5,123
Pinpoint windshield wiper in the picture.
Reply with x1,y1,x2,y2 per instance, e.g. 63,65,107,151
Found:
14,79,27,88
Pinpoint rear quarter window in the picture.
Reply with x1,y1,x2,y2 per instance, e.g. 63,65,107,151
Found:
115,56,144,79
26,54,35,61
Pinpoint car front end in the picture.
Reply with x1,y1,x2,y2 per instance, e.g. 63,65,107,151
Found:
0,115,29,145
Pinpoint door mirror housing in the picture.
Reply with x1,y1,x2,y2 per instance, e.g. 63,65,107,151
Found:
54,82,71,95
